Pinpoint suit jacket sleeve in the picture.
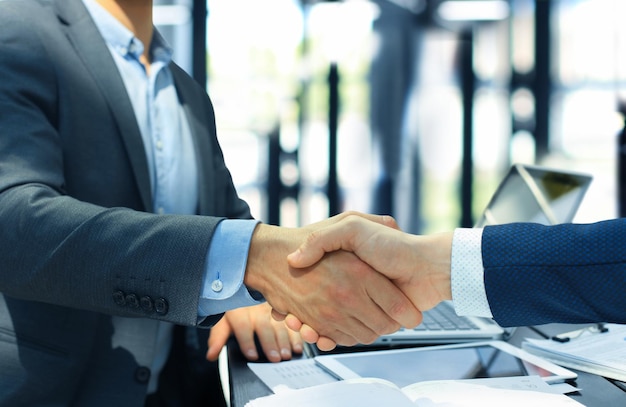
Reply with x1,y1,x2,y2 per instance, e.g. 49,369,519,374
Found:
482,220,626,327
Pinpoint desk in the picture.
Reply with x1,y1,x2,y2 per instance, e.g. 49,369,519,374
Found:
225,324,626,406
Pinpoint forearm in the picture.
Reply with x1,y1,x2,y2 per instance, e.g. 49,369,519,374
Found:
0,186,218,326
416,231,453,305
483,220,626,326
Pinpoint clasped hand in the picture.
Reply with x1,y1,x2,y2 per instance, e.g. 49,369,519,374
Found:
278,212,453,350
243,212,425,351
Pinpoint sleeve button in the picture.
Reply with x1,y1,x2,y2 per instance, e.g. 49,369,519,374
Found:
211,280,223,293
154,298,169,315
125,293,139,308
140,296,154,312
113,290,126,306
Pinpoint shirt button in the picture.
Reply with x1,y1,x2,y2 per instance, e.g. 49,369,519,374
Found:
211,280,223,293
156,139,163,150
134,366,151,384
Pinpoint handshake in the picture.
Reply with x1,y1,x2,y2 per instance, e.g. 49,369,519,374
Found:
244,211,455,351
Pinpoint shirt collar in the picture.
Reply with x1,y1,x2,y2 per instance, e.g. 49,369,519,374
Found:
82,0,173,65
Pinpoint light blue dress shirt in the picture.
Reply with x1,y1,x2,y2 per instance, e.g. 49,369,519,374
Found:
83,0,262,393
83,0,262,316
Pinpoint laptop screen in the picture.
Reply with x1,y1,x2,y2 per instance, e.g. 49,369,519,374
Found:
474,164,592,228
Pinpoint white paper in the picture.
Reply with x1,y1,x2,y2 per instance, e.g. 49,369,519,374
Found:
405,375,561,394
245,376,584,407
403,376,583,406
247,359,337,392
245,380,414,407
523,323,626,382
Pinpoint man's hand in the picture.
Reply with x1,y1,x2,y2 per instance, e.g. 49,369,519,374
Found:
207,303,302,363
244,212,422,351
284,213,454,348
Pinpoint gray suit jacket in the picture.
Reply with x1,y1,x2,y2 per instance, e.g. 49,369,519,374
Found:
0,0,251,405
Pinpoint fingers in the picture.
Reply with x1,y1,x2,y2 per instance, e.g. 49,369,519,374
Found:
206,316,233,361
255,319,303,361
271,308,287,322
287,324,304,356
226,309,260,361
284,313,304,332
288,213,399,269
286,229,346,269
253,319,286,363
283,313,323,347
316,336,338,352
225,304,304,363
327,211,400,229
318,254,407,340
280,315,339,352
297,322,338,351
275,311,306,354
284,250,405,347
365,272,422,329
298,322,320,344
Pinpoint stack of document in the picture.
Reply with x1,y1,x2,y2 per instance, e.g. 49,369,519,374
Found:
523,323,626,382
244,376,582,407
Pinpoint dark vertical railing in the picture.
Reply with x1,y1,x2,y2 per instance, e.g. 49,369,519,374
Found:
459,29,475,228
533,0,551,160
191,0,207,87
327,62,340,216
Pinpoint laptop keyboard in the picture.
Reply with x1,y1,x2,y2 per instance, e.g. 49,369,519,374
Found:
402,302,480,332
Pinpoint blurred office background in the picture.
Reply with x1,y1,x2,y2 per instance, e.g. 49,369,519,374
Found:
153,0,625,233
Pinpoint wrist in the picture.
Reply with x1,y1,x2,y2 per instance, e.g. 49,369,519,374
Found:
243,223,274,295
243,223,299,308
421,231,453,303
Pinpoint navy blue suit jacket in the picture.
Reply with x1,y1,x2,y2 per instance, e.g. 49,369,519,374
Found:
0,0,250,404
483,220,626,327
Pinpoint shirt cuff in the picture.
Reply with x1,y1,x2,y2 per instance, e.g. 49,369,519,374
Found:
198,219,264,317
450,228,493,318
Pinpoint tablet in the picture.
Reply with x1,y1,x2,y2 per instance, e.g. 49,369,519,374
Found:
314,341,577,388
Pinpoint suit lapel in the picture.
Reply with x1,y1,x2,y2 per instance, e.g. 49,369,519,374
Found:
55,0,153,212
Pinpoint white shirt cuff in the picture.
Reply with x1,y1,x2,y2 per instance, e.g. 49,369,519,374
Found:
450,228,493,318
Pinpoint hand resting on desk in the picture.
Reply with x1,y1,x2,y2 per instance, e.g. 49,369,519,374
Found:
207,302,303,363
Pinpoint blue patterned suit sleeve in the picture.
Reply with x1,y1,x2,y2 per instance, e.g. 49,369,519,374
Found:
482,219,626,327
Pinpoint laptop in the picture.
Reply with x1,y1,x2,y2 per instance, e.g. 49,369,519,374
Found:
367,163,593,346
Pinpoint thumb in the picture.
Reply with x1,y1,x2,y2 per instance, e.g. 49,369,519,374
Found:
286,246,323,269
287,225,348,268
287,215,370,268
288,213,392,268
